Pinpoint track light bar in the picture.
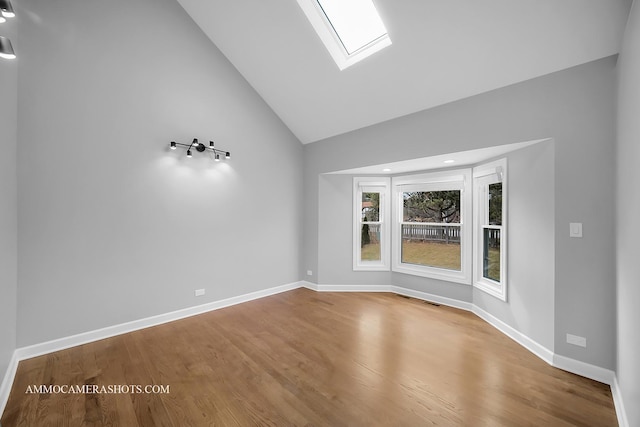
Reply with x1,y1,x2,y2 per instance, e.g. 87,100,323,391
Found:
169,138,231,162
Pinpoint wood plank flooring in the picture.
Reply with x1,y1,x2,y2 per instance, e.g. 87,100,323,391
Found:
1,289,617,426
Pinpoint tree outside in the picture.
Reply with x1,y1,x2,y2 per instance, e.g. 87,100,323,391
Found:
489,183,502,225
403,191,460,223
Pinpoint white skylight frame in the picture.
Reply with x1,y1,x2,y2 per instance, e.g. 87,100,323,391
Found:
296,0,392,70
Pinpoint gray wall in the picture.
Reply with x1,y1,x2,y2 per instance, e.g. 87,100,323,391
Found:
0,14,18,394
617,0,640,425
304,57,617,369
473,141,555,351
16,0,303,346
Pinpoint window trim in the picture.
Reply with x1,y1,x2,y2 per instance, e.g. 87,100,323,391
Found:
295,0,392,70
473,159,508,301
391,169,473,284
353,177,390,271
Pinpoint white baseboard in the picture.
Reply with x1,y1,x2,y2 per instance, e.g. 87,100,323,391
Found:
15,281,303,362
611,376,629,427
0,350,19,417
300,282,473,311
2,280,626,425
472,305,554,365
300,280,317,291
552,353,615,386
391,286,473,311
313,283,390,292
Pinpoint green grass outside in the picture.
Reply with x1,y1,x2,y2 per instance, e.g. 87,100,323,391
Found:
485,247,500,281
402,241,461,270
361,241,501,281
361,243,381,261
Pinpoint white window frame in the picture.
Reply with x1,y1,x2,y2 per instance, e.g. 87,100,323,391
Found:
391,169,472,284
473,159,508,301
295,0,392,70
353,177,390,271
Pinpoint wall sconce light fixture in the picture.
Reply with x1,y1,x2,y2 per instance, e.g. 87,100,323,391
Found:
170,138,231,162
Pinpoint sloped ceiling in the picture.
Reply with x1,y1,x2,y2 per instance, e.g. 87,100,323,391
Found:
177,0,631,144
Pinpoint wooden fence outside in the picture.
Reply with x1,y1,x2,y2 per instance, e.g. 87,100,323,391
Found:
363,224,500,247
363,223,464,244
365,224,381,243
401,223,460,244
483,227,501,248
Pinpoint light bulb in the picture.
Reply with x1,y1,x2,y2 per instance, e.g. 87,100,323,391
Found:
187,150,192,158
0,36,15,60
170,141,177,150
225,152,231,159
0,0,15,18
215,154,220,162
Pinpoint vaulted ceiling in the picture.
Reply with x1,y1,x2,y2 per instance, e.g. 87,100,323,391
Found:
177,0,631,144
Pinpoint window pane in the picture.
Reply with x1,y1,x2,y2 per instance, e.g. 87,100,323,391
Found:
360,223,380,261
361,192,380,221
316,0,388,54
483,228,501,282
489,183,502,225
403,191,461,223
401,224,461,270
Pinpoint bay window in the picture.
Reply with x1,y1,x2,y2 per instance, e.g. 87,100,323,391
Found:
352,159,507,299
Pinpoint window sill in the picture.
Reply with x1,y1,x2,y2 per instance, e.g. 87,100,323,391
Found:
353,263,390,272
474,280,507,301
393,263,471,285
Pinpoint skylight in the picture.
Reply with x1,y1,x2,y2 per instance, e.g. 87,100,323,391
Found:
316,0,388,54
296,0,392,70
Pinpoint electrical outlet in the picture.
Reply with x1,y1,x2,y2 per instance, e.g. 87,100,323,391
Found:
307,270,313,276
566,333,587,348
195,289,205,297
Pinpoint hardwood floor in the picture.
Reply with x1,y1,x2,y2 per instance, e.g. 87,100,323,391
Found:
2,289,617,426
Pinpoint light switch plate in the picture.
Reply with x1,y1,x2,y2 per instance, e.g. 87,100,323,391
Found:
569,222,583,238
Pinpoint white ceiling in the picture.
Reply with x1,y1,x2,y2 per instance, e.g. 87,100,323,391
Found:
328,139,548,175
177,0,631,144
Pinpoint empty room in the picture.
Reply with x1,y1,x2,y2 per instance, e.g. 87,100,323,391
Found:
1,0,639,425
